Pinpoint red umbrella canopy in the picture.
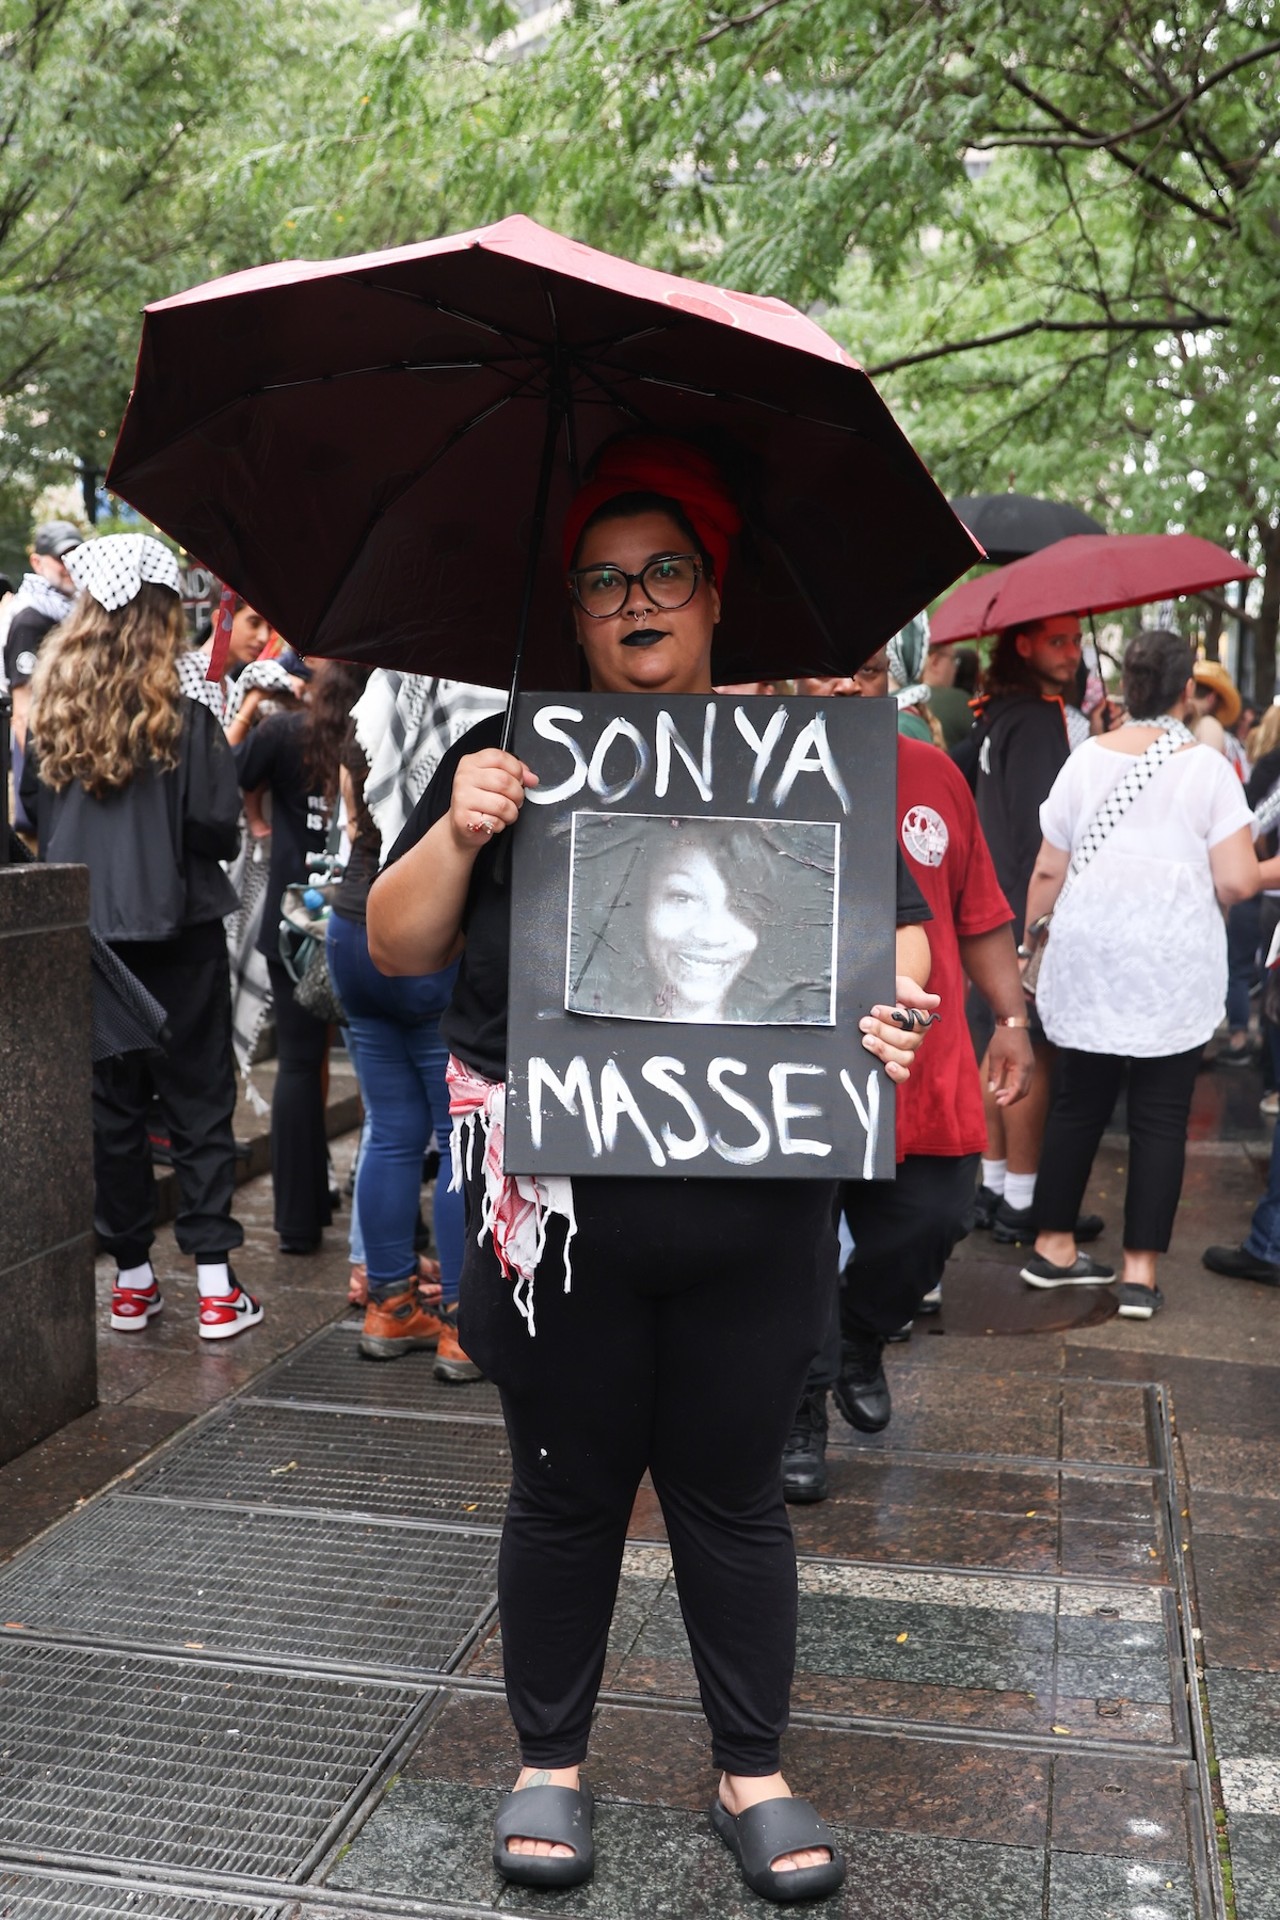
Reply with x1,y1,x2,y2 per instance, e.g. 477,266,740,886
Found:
108,214,980,689
930,533,1255,645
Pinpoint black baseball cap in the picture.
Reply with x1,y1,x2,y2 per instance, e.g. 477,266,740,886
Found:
33,520,83,559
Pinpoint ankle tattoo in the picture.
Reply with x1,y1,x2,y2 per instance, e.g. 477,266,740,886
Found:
526,1770,552,1788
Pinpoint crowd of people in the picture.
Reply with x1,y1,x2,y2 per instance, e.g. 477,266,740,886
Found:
4,444,1278,1903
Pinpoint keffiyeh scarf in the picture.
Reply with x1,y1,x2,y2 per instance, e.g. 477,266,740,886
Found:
447,1055,576,1337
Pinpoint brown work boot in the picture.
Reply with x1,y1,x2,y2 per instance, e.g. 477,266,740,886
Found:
434,1305,483,1383
360,1283,445,1361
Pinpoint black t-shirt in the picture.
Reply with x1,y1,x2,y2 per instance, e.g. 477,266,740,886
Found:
973,691,1070,941
233,711,331,960
4,606,59,689
385,714,931,1081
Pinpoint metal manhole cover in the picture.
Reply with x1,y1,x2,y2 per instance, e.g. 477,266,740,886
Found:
0,1641,423,1875
929,1258,1119,1334
125,1405,512,1527
255,1328,503,1417
0,1499,497,1673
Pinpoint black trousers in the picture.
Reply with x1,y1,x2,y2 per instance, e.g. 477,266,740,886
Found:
265,956,332,1243
94,937,243,1267
807,1153,979,1390
458,1167,836,1775
1034,1046,1201,1251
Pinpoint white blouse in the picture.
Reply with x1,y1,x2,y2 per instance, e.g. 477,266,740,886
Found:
1036,739,1253,1056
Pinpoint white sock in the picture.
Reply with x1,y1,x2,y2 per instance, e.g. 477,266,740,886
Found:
981,1158,1007,1196
1004,1171,1037,1211
117,1261,155,1293
197,1261,233,1298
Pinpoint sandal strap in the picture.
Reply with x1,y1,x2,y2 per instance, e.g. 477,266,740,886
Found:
494,1783,593,1856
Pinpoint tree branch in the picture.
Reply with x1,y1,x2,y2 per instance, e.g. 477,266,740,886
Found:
993,69,1237,231
1197,587,1257,630
693,0,798,48
991,37,1280,153
866,310,1229,377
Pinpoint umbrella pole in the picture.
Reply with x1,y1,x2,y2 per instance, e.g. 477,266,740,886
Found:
500,382,567,756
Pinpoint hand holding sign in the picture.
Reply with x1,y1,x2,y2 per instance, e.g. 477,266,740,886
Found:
861,974,942,1084
450,747,539,847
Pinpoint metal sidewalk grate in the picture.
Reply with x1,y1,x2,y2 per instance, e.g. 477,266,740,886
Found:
254,1328,503,1419
0,1498,497,1673
124,1405,512,1528
0,1875,263,1917
0,1640,423,1875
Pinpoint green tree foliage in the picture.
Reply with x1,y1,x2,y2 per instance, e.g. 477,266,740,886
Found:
423,0,1280,689
0,0,376,568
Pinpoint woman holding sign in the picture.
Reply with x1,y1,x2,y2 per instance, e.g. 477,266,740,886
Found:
369,437,934,1904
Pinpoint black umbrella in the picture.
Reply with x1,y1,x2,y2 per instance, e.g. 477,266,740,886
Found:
950,493,1105,565
107,215,980,704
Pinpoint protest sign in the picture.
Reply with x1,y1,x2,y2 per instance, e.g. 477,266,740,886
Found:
505,691,898,1179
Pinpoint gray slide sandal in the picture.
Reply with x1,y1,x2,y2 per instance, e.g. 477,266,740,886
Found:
493,1781,595,1888
710,1794,846,1903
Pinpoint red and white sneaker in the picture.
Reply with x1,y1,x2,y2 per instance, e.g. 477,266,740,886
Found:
110,1282,163,1333
198,1283,264,1342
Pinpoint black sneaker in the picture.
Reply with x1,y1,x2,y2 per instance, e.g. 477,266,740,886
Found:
974,1184,1001,1231
1202,1244,1280,1286
994,1201,1105,1246
1020,1251,1116,1288
916,1283,942,1316
782,1388,828,1504
1115,1281,1164,1319
832,1331,891,1433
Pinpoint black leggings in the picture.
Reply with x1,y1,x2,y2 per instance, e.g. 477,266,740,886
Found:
265,956,332,1243
457,1167,836,1775
1034,1046,1201,1251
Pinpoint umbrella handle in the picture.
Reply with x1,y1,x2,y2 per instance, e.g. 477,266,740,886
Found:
501,366,570,757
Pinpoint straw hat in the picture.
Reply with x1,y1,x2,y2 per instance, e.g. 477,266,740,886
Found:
1193,660,1241,729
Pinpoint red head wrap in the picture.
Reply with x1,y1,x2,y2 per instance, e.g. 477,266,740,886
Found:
561,435,742,589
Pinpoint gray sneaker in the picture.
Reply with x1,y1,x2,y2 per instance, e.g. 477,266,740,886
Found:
1115,1282,1164,1319
1020,1251,1116,1288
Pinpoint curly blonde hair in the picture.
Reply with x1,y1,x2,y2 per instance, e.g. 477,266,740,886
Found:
29,585,187,795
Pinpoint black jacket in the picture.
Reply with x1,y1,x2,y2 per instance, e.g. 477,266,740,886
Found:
22,697,241,941
972,690,1070,941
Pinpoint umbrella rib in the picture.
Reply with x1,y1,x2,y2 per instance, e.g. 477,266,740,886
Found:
126,357,538,464
254,355,518,396
357,279,544,360
626,369,865,437
304,390,522,650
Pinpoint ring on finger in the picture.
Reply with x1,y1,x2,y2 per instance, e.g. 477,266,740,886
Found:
467,811,496,837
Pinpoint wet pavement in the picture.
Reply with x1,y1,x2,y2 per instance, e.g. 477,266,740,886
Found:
0,1056,1277,1917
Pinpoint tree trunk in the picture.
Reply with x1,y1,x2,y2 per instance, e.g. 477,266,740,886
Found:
1202,599,1224,662
1252,516,1280,709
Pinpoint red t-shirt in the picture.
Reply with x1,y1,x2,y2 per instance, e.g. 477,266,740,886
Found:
894,738,1012,1161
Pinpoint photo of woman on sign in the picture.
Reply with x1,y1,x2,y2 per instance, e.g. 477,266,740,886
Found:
566,813,837,1024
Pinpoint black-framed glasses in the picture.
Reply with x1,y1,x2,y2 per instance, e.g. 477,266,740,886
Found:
568,552,702,619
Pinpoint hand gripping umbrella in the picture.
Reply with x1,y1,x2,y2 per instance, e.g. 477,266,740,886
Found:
107,215,979,730
930,533,1255,645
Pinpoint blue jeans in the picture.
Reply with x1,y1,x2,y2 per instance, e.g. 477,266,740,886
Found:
327,914,463,1299
339,1025,373,1268
1246,1122,1280,1265
1225,895,1263,1034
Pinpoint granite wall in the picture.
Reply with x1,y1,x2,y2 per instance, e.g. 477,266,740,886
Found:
0,861,96,1463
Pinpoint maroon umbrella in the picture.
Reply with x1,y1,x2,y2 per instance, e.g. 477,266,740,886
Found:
107,215,979,696
930,533,1255,644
